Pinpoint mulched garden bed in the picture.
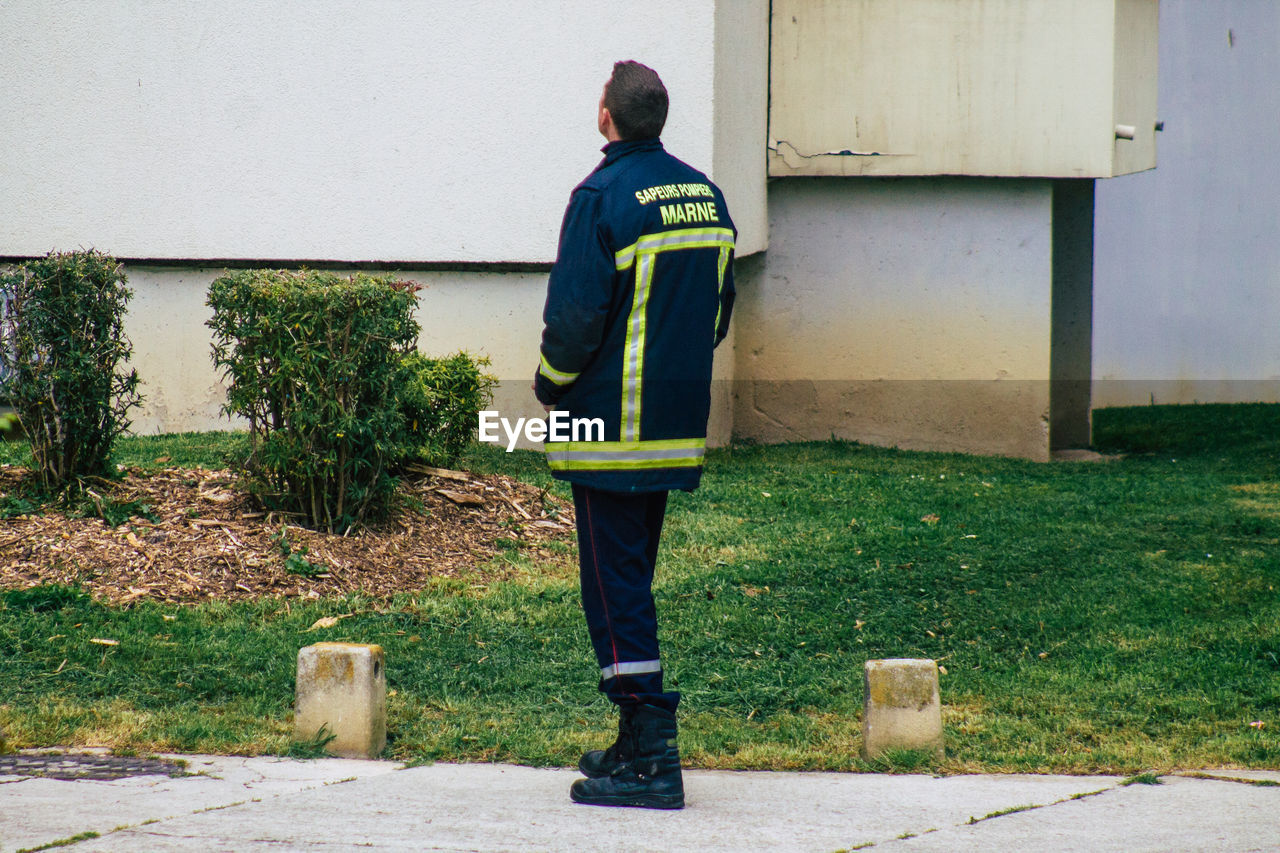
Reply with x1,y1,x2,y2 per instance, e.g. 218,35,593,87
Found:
0,464,574,604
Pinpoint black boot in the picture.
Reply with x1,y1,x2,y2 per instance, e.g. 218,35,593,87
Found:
570,704,684,809
579,704,638,778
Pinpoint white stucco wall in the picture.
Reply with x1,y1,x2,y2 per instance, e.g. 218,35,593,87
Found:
122,264,737,448
121,268,230,433
0,0,766,262
1093,0,1280,406
735,178,1055,459
714,0,770,255
120,267,552,436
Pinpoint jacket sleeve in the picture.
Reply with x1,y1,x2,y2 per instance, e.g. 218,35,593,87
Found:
534,187,614,406
713,246,736,349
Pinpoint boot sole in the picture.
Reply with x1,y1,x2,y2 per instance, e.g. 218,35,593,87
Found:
570,788,685,810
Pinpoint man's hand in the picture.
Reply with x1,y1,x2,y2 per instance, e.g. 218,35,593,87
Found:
531,380,553,414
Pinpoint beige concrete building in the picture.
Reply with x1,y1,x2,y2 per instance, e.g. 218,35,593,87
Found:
3,1,1273,459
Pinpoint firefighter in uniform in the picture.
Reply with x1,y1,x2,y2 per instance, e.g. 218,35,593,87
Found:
533,61,735,809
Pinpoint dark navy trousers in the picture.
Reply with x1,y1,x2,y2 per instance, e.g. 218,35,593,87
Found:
572,484,679,712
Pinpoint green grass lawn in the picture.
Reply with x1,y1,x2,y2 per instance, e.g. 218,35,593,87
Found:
2,403,1279,773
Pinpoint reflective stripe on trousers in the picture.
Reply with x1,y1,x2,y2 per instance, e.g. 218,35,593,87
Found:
601,659,662,682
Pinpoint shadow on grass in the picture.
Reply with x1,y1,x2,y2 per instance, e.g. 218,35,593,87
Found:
1093,402,1280,457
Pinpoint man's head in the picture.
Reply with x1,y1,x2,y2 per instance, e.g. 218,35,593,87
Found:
598,61,668,142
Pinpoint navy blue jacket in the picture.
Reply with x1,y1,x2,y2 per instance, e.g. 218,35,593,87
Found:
534,138,735,492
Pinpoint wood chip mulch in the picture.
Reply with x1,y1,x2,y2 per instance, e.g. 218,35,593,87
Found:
0,464,575,604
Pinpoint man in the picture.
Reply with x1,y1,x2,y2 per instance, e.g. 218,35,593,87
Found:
533,61,735,810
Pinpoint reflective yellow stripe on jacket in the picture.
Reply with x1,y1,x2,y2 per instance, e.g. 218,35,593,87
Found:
613,227,734,443
614,227,735,272
538,352,579,387
545,438,706,472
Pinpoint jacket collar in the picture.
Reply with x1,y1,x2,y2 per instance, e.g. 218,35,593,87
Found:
598,137,663,168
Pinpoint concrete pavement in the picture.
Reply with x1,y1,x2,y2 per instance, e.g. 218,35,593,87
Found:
2,750,1278,852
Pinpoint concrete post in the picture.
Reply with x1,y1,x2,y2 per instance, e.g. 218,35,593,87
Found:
295,643,387,759
861,658,944,761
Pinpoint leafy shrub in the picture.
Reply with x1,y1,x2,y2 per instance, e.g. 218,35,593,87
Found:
397,351,496,468
0,251,142,490
0,411,20,438
207,269,420,532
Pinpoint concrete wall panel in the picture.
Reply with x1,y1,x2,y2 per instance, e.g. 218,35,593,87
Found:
735,177,1054,459
769,0,1157,178
1093,0,1280,406
0,0,740,263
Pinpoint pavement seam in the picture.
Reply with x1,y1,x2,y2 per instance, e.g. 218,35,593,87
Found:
1175,771,1280,788
97,827,381,848
961,783,1116,827
40,800,260,852
828,783,1123,850
30,767,395,850
323,775,360,786
35,796,271,853
12,829,101,853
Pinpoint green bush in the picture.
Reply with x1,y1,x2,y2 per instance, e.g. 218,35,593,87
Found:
0,251,142,490
397,351,496,468
206,269,420,532
0,411,20,439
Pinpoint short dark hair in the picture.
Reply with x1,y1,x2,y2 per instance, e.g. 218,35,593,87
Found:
603,61,668,140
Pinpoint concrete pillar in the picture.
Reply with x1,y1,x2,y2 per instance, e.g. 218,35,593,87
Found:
295,643,387,759
861,658,944,761
1050,178,1096,451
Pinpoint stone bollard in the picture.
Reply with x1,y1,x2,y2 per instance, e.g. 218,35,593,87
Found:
861,658,944,761
295,643,387,759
